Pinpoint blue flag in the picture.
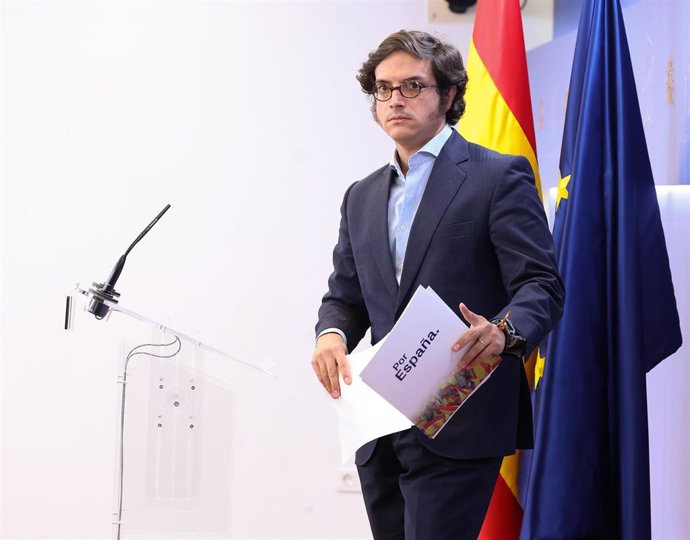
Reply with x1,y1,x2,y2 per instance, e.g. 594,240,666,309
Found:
520,0,682,538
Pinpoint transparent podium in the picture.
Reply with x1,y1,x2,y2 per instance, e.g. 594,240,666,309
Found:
68,283,275,539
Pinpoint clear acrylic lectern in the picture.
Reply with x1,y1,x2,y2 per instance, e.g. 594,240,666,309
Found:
67,283,275,540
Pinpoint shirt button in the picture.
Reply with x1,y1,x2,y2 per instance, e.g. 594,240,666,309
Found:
400,225,407,232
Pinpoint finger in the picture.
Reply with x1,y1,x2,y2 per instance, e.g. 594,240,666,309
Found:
458,338,489,370
458,349,479,370
311,352,335,394
327,363,341,398
312,360,332,394
459,302,480,324
452,327,482,352
337,355,352,385
452,335,469,352
459,331,506,369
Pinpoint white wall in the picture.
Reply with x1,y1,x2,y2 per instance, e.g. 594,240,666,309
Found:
0,1,554,538
647,187,690,540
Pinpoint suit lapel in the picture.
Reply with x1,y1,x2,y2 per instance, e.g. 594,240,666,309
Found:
367,167,399,303
397,132,470,307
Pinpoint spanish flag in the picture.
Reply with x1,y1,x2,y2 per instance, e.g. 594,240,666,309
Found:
457,1,539,538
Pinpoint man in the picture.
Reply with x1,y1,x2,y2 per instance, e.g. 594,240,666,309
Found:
312,30,564,540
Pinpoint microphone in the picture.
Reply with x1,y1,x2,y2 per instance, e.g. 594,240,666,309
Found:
87,204,171,319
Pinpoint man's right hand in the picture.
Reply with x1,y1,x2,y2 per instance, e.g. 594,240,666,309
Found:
311,333,351,399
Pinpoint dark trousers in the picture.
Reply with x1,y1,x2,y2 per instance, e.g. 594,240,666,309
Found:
356,429,502,540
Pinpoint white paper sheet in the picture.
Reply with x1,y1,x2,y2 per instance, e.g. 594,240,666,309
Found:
330,336,411,464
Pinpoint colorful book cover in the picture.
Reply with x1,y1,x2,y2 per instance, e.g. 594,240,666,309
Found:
413,354,501,438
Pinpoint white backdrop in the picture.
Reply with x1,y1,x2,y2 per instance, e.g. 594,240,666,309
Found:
647,187,690,540
0,1,555,538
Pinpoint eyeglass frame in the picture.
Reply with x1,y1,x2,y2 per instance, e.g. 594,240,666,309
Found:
370,80,443,102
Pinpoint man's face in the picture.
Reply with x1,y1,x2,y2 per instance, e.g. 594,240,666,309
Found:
373,51,454,154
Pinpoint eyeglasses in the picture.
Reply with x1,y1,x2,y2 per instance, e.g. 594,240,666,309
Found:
371,80,441,102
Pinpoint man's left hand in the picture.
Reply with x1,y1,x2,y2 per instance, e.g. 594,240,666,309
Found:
452,303,505,370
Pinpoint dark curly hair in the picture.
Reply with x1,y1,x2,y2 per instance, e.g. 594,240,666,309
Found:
356,30,468,125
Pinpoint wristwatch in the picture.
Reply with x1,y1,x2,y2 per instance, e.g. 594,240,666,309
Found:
491,315,526,357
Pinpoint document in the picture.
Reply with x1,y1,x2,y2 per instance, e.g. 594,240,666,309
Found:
331,337,412,463
331,285,501,462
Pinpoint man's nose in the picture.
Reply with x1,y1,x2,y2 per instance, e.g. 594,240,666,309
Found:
389,88,406,106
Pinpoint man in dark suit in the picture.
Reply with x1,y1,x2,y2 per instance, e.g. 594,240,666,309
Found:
312,30,564,540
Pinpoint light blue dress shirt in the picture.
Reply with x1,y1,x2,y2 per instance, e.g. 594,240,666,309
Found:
387,124,453,283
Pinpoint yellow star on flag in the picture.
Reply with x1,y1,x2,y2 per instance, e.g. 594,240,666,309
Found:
556,174,571,211
534,347,547,388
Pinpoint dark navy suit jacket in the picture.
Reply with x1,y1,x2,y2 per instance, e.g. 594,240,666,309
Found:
316,131,564,465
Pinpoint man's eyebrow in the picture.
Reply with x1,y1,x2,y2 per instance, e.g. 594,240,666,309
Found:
374,76,426,84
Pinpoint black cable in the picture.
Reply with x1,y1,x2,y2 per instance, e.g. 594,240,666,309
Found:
114,336,181,540
125,337,183,368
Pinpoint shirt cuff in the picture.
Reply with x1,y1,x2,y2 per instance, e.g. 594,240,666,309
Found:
317,328,347,347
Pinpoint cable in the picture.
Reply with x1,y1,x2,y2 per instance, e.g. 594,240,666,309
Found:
113,336,181,540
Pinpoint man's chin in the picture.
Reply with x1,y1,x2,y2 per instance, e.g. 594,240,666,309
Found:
382,124,416,142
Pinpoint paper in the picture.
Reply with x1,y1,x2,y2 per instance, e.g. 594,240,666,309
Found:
361,286,501,439
330,285,501,462
331,336,412,464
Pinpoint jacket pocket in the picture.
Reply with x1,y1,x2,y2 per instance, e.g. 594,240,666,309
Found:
434,220,476,240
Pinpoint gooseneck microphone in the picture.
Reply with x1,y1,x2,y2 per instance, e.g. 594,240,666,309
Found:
87,204,171,319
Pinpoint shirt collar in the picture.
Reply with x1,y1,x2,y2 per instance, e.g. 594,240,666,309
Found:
389,124,454,178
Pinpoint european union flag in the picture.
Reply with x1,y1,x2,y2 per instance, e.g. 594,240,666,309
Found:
521,0,682,538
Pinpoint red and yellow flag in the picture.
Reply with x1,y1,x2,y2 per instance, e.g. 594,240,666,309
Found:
459,0,540,192
457,1,540,538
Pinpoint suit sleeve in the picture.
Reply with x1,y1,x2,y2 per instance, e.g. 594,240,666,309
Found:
315,183,371,352
489,156,565,355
